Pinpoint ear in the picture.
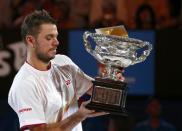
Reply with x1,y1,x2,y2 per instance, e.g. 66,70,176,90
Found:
26,35,35,47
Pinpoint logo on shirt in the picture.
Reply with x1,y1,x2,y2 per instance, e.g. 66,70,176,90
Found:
19,108,32,113
65,79,71,86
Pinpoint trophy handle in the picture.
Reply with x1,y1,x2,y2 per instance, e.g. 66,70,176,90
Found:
132,41,153,65
83,31,94,55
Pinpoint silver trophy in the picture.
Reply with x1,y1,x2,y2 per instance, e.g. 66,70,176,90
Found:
83,26,152,116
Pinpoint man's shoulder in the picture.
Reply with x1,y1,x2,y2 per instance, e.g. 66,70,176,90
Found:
11,63,37,89
52,54,72,65
161,119,176,130
14,63,28,79
52,54,78,68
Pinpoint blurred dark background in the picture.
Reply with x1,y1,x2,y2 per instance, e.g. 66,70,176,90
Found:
0,0,182,131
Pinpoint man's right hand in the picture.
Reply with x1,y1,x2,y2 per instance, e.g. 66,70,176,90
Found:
77,100,109,120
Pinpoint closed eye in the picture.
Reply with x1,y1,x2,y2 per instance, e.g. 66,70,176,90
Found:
46,34,58,41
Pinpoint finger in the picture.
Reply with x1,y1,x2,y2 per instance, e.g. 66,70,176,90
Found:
116,73,125,81
81,100,91,106
80,100,95,112
88,111,109,117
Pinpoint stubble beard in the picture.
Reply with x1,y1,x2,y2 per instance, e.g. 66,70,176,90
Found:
38,52,55,63
34,40,56,64
35,48,55,64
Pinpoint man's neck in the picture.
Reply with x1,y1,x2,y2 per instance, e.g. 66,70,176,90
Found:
26,55,51,71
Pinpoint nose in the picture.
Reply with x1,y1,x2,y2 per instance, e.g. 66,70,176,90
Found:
53,38,59,46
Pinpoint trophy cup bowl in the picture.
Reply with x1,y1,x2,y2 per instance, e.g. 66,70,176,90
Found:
83,26,152,116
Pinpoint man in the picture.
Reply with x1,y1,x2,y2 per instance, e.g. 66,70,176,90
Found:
133,98,176,131
8,10,107,131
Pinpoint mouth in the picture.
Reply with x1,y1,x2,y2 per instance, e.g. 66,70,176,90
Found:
50,48,57,54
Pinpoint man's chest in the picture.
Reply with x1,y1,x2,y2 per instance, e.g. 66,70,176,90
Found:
36,72,76,121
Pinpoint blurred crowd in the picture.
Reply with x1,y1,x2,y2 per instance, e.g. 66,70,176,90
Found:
0,0,181,30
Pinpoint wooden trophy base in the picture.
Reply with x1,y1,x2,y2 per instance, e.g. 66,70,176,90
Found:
86,77,128,116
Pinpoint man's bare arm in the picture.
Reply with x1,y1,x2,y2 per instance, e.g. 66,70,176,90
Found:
28,111,85,131
29,101,107,131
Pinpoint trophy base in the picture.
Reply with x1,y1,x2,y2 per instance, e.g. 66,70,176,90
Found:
86,77,128,116
86,102,128,116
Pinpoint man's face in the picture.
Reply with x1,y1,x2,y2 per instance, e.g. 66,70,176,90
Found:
33,23,59,63
146,99,161,117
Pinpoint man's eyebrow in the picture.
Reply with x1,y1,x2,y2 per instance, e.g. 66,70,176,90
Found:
46,33,58,37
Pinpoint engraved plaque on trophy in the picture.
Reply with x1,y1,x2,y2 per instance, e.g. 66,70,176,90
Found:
83,25,152,116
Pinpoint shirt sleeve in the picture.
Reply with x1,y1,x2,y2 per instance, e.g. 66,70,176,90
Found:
53,54,94,99
8,79,46,129
74,67,94,99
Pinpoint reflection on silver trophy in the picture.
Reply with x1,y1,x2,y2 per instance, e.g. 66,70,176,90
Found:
83,26,152,116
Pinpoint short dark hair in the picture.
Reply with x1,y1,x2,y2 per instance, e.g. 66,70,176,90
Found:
21,9,57,42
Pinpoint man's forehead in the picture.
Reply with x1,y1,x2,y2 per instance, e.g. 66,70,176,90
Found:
39,24,58,34
40,24,57,31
